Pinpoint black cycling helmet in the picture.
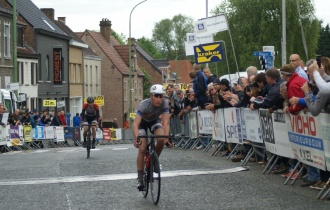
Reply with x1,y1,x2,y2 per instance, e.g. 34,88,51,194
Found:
87,96,94,103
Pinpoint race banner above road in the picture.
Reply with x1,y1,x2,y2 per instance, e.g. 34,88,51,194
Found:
194,42,225,64
195,14,228,35
184,33,214,56
84,95,104,106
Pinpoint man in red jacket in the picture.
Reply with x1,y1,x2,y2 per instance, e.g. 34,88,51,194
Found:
280,64,308,114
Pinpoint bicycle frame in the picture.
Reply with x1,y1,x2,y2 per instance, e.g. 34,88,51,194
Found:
138,135,168,205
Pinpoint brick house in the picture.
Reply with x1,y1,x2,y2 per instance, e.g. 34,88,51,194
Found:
79,19,144,127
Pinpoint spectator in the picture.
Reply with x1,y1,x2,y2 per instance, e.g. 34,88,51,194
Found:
250,68,284,110
289,54,309,81
73,113,81,127
112,118,118,128
246,66,258,83
192,63,208,109
203,67,217,84
50,110,64,126
279,64,307,114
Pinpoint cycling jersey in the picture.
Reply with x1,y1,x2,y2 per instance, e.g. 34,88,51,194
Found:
136,98,169,122
136,98,169,135
81,103,99,123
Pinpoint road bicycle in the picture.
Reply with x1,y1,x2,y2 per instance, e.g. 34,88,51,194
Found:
137,135,169,205
82,122,96,159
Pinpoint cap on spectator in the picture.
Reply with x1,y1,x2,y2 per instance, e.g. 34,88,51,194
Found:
176,89,183,94
213,79,221,85
219,79,230,87
33,108,38,113
280,64,295,75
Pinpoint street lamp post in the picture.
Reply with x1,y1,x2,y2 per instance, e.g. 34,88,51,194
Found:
129,0,147,129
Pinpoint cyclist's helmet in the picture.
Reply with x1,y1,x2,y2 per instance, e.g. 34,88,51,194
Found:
87,96,94,103
150,84,165,94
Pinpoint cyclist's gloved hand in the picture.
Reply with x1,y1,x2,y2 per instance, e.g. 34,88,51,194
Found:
134,139,141,148
164,138,173,148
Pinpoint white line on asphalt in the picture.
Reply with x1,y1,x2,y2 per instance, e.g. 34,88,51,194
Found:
0,167,248,186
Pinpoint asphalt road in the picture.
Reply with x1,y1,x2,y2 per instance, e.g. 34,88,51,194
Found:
0,143,329,210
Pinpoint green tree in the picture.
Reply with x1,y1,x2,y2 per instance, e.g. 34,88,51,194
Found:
112,30,126,44
210,0,320,76
317,24,330,57
137,37,163,59
152,14,194,59
141,68,152,99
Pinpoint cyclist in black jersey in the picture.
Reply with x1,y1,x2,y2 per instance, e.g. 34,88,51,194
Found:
133,84,172,190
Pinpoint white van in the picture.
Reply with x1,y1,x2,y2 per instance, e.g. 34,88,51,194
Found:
1,89,17,114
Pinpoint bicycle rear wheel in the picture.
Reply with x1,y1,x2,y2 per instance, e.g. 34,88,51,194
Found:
150,154,161,205
86,131,91,159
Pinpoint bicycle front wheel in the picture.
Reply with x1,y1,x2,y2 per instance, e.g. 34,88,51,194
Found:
142,162,149,198
150,154,161,205
86,131,91,159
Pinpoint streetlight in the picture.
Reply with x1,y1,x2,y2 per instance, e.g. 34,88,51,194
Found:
129,0,147,129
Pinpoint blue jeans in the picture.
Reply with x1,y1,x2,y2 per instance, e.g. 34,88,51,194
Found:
306,166,320,181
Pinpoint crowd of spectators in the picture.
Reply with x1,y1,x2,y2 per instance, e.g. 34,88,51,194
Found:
166,54,330,190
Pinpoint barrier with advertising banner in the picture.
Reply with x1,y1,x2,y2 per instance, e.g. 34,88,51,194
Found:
287,112,326,170
7,125,24,146
197,110,214,135
23,125,33,143
213,109,225,142
223,108,241,144
0,126,6,146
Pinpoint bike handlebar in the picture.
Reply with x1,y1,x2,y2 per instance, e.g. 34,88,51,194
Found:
137,135,169,140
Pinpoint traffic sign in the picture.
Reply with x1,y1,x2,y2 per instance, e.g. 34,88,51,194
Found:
43,100,57,107
130,113,136,119
253,51,271,57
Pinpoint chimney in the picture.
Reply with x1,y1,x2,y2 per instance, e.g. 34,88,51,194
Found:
58,17,66,24
41,8,55,20
99,18,111,43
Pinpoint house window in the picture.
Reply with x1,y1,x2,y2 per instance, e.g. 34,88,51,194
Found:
17,26,24,47
4,22,11,58
76,64,81,83
46,55,50,81
30,98,37,110
18,62,24,85
31,63,37,85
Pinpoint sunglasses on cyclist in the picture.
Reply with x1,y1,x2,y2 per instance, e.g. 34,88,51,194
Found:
153,94,164,99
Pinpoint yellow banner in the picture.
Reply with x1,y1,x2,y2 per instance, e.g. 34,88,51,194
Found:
84,95,104,106
110,128,117,140
23,125,32,143
43,100,57,107
194,42,224,64
130,113,136,119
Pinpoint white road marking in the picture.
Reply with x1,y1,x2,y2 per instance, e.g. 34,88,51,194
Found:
111,148,128,151
0,167,248,186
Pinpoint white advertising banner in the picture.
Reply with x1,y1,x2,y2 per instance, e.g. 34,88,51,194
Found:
197,110,214,135
287,112,326,170
242,108,263,143
0,126,6,146
188,111,198,139
318,113,330,170
223,108,241,144
195,14,228,35
54,127,65,142
270,111,294,158
185,33,214,56
213,109,226,142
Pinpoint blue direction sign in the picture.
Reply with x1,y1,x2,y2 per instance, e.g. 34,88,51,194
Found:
253,51,271,57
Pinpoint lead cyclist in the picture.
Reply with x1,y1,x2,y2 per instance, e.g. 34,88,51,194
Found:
133,84,172,191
